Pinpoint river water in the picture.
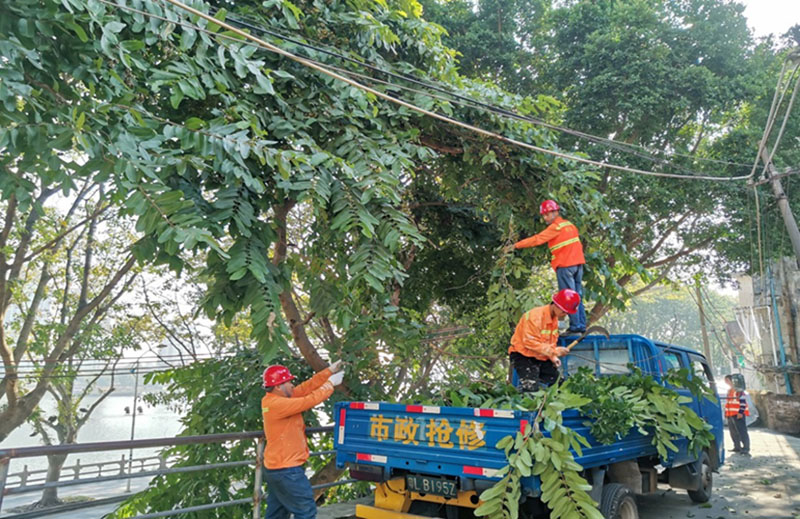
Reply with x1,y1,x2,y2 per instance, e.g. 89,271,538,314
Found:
0,393,183,478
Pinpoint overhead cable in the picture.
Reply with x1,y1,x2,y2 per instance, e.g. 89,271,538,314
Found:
101,0,753,182
220,10,753,170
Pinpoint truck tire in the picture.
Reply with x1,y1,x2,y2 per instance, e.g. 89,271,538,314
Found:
600,483,638,519
687,452,713,503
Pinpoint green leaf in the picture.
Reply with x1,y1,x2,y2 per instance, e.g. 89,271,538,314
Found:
170,88,184,109
67,22,88,42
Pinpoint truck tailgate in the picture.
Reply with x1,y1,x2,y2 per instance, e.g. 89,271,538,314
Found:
335,401,534,481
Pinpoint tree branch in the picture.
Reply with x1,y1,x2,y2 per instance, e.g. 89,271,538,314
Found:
642,236,715,269
273,199,328,372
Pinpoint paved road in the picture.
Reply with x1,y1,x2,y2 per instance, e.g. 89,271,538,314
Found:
638,428,800,519
3,428,798,519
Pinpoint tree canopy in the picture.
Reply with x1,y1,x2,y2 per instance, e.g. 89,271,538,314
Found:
3,0,799,512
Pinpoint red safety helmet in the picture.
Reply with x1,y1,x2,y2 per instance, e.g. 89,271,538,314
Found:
539,199,560,215
552,289,580,315
263,365,295,388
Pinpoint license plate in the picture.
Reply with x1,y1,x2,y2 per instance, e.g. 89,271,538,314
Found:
405,474,457,498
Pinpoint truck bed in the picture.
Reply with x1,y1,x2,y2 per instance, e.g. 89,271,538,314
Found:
334,401,664,492
335,334,724,496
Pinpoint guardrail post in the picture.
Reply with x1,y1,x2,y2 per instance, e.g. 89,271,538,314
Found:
0,457,10,514
159,454,167,470
252,438,264,519
73,459,81,480
120,454,126,475
20,464,28,486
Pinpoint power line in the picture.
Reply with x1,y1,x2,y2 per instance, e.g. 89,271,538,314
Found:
99,0,754,182
219,9,753,171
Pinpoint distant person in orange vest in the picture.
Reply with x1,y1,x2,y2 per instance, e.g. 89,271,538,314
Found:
508,289,580,392
511,200,586,334
261,362,345,519
724,374,750,456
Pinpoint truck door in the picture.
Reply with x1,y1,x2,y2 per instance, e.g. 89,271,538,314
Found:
687,353,724,463
661,349,695,466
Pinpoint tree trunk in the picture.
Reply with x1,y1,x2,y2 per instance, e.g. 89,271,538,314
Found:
309,457,345,502
39,453,68,506
272,200,328,372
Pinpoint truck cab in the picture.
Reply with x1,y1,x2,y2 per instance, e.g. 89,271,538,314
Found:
334,334,724,519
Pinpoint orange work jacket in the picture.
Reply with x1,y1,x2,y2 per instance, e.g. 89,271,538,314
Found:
724,388,750,417
514,216,585,270
261,368,334,469
508,305,559,361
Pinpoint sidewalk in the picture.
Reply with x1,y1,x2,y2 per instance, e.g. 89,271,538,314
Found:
638,428,800,519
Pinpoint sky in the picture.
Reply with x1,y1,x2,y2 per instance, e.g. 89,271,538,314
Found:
740,0,799,39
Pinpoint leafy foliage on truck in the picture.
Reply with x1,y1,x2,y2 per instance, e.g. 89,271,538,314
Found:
473,367,715,519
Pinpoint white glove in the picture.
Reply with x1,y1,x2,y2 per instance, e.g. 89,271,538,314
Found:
329,359,344,373
329,371,345,386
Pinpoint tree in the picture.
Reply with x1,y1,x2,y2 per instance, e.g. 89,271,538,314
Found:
595,284,741,375
420,0,783,318
0,185,137,441
2,0,684,513
28,327,130,507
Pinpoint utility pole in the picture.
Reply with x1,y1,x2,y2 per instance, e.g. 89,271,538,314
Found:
695,279,713,368
760,147,800,266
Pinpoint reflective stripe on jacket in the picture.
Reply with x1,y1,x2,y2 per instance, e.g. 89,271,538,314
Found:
724,388,750,417
508,305,559,361
514,216,585,270
261,368,334,469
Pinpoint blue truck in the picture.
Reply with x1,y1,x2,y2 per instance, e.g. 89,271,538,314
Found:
333,334,725,519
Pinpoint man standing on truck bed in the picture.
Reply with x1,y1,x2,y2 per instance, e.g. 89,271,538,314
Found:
509,289,580,392
261,362,345,519
511,200,587,334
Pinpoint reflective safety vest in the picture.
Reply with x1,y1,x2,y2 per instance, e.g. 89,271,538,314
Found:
724,388,750,417
514,216,585,270
508,304,559,361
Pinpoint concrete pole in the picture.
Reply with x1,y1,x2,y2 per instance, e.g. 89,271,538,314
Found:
760,148,800,267
695,280,713,368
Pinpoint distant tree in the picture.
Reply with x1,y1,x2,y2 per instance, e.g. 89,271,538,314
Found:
28,327,129,507
0,187,137,441
596,283,741,375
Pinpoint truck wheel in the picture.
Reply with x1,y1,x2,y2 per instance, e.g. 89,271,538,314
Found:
600,483,638,519
688,452,713,503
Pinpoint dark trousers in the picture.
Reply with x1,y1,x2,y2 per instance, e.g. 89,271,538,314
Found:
556,264,586,331
262,465,316,519
510,352,559,392
727,416,750,452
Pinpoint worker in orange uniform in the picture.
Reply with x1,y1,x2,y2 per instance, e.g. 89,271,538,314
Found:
723,374,750,456
261,362,345,519
511,200,586,334
509,289,581,392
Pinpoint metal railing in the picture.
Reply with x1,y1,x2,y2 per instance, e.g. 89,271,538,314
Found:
0,427,355,518
6,454,170,489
